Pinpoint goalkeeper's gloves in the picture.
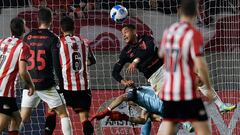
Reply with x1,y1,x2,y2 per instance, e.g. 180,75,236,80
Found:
90,107,111,121
109,111,129,121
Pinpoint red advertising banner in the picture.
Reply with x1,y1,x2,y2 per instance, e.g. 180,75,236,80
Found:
52,90,240,135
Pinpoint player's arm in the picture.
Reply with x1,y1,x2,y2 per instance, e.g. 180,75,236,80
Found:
19,44,35,96
90,93,129,121
112,54,134,86
129,109,150,124
191,32,214,101
87,46,96,66
127,36,155,73
51,37,64,90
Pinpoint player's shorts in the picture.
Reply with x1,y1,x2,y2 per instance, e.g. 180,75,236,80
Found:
148,65,165,94
21,87,65,109
62,89,92,113
161,98,208,122
0,97,18,116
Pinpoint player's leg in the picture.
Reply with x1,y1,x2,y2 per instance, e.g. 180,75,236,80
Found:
45,110,57,135
8,111,22,135
0,97,20,134
198,84,236,113
191,121,211,135
148,65,165,94
20,89,41,122
0,97,17,132
38,88,72,135
0,113,11,132
157,121,177,135
76,90,94,135
79,111,94,135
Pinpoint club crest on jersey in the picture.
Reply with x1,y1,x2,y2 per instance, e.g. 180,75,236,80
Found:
139,41,147,50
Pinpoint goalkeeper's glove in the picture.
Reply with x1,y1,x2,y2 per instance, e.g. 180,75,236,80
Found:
90,107,111,121
109,111,129,121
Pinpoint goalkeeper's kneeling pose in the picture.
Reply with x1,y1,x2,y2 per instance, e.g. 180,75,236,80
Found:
90,86,194,134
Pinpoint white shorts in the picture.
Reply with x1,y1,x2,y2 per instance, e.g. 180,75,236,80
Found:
148,65,165,95
21,87,65,109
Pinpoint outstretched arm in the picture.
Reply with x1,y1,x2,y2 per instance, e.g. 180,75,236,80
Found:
108,93,129,110
90,93,129,121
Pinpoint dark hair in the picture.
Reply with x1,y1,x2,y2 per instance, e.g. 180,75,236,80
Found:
122,24,136,30
10,17,25,37
180,0,198,17
38,7,52,24
60,16,74,32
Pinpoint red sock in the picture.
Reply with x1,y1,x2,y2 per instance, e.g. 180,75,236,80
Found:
8,131,19,135
82,120,94,135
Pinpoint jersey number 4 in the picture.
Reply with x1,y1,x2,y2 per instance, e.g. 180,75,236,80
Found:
28,50,46,70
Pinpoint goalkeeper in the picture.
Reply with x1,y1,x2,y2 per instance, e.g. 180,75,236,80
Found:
90,86,194,134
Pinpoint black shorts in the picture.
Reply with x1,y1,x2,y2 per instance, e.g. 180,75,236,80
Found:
63,90,92,113
0,97,18,116
161,98,208,122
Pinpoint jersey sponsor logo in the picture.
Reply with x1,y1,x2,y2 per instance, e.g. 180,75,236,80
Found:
139,41,147,50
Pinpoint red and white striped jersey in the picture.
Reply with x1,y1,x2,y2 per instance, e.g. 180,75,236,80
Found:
60,35,90,91
159,22,204,101
0,37,30,97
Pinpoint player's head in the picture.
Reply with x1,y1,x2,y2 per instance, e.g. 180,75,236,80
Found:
121,24,137,43
60,16,74,34
10,17,25,37
179,0,198,18
38,7,52,26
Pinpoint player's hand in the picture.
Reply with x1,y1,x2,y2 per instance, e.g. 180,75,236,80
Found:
109,111,129,121
126,62,137,74
90,108,111,121
28,85,35,96
120,80,134,87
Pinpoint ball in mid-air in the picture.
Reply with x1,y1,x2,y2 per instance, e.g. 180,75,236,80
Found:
110,5,128,23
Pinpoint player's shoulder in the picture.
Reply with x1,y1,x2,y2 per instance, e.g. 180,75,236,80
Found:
139,34,154,42
78,35,91,47
45,30,58,39
189,26,203,40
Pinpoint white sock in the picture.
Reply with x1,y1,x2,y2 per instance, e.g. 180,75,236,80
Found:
61,117,72,135
198,85,224,108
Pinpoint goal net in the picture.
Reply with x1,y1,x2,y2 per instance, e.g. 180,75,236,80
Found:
0,0,239,135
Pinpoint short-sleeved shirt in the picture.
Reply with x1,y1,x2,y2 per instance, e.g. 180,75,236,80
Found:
0,37,30,97
159,21,204,101
24,29,63,90
112,35,163,82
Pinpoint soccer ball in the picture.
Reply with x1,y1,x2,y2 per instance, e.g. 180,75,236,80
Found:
110,5,128,23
